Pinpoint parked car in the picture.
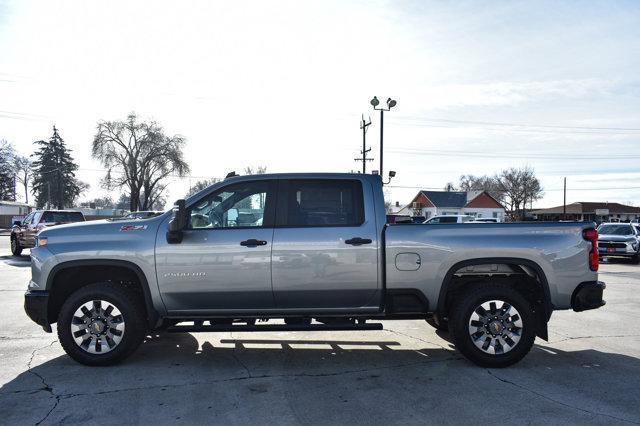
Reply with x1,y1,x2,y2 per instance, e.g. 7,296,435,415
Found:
597,222,640,263
124,211,163,220
10,210,85,256
424,214,474,224
24,173,604,367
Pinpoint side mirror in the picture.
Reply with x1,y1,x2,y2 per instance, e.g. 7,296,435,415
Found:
166,199,186,244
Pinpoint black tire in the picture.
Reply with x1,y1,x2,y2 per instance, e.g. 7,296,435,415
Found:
632,254,640,264
449,282,536,368
57,282,147,366
426,316,449,332
10,235,22,256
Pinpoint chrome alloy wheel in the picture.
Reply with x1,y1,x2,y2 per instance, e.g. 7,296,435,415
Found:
70,300,125,354
468,300,523,355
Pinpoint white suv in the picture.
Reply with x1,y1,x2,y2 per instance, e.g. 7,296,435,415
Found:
424,215,474,224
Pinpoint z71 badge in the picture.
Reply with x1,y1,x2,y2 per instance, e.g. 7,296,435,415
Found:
120,225,148,232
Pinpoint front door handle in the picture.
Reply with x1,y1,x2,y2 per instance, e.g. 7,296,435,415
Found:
345,237,372,246
240,239,267,247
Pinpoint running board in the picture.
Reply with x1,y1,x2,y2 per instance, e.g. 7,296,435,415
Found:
167,323,384,333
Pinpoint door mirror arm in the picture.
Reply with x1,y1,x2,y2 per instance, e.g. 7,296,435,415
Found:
167,199,186,244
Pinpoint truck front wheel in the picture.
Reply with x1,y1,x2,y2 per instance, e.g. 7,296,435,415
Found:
57,282,146,366
449,283,536,368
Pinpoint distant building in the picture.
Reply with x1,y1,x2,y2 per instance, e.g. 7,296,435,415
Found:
397,190,506,221
532,202,640,222
0,200,32,228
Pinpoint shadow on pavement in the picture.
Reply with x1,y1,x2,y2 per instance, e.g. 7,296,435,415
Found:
1,332,639,423
0,253,30,267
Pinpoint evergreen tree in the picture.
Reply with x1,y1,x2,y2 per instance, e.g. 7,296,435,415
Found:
31,126,86,208
0,139,16,201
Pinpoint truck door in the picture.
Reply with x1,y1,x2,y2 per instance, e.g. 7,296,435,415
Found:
20,211,39,247
271,178,380,310
155,179,277,312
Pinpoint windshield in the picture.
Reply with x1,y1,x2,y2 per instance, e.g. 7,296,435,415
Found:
42,211,85,223
598,224,634,236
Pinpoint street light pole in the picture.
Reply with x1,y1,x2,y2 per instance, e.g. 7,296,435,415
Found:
370,96,396,180
379,108,384,178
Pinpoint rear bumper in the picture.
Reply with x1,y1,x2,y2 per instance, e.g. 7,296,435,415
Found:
24,290,51,332
571,281,606,312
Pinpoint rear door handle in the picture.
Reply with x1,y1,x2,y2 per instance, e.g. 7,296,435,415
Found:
240,239,267,247
345,237,372,245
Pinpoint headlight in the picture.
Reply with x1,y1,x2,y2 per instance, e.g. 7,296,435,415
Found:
36,236,48,247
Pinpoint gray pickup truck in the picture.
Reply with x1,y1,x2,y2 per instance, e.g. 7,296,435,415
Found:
24,173,605,367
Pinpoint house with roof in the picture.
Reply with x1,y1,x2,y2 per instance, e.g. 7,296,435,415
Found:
397,190,506,221
532,202,640,222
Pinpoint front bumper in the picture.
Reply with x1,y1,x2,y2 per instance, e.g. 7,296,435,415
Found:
571,281,606,312
598,242,638,257
24,290,51,332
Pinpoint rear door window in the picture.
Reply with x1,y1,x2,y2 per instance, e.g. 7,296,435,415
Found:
440,216,458,223
280,179,364,227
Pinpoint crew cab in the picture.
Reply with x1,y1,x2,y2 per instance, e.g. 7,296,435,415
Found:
24,173,605,367
11,210,85,256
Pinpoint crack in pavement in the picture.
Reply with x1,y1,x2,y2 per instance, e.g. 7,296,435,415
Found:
25,340,60,425
229,331,252,378
384,327,453,351
50,355,461,401
486,369,640,424
549,333,640,344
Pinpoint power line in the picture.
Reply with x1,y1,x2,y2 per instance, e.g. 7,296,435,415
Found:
393,116,640,134
388,148,640,161
386,184,640,192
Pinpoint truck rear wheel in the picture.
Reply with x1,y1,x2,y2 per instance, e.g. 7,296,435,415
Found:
10,236,22,256
57,282,146,366
449,283,536,368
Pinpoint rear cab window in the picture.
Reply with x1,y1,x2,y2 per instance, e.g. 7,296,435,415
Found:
279,179,364,227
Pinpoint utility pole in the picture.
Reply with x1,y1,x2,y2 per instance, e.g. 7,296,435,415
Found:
58,169,63,209
355,115,373,173
563,177,567,219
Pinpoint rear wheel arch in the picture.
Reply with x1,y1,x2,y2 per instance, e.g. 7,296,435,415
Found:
46,260,159,328
437,258,552,339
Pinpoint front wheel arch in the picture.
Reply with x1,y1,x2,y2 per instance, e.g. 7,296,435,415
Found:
46,260,160,329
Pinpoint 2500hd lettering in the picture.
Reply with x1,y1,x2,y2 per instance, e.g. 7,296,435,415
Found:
24,173,605,367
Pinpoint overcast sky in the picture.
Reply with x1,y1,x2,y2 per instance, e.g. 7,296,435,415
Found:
1,0,639,208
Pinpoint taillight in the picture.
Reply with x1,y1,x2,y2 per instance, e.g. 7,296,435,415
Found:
583,228,598,271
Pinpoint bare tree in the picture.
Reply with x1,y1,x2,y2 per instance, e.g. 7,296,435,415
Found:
187,178,221,197
496,166,543,220
443,182,456,191
14,155,31,204
92,113,190,211
244,166,267,175
458,174,505,204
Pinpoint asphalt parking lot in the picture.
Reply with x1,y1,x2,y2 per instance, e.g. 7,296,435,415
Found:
0,238,639,425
